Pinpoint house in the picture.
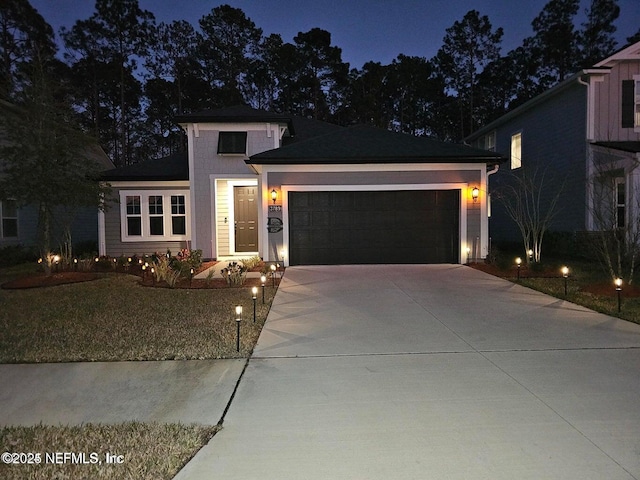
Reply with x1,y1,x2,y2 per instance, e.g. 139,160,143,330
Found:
101,105,504,265
466,40,640,244
0,100,114,251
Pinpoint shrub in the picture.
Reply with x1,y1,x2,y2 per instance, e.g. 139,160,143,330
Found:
240,255,262,271
220,261,247,286
0,244,37,267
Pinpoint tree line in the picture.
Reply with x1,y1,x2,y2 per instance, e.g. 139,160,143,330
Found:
2,0,639,167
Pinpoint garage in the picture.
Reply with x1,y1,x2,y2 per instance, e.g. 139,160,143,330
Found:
288,190,460,265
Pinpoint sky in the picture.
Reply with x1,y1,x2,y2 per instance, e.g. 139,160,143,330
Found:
30,0,640,70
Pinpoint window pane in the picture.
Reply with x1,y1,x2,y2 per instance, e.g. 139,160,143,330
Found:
511,133,522,169
3,200,17,218
2,219,17,237
171,195,185,214
149,196,163,215
126,196,141,215
172,216,186,235
617,207,625,228
127,217,142,236
617,182,625,205
149,216,164,235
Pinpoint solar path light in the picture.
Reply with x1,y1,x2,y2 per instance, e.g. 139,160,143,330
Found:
515,257,522,280
235,305,243,352
252,286,258,323
561,266,569,296
615,278,623,313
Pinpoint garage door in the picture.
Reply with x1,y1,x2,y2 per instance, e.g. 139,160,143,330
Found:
288,190,459,265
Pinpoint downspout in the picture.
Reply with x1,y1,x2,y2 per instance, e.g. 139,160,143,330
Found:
485,163,500,257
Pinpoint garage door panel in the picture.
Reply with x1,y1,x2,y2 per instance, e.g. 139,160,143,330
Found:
289,190,459,265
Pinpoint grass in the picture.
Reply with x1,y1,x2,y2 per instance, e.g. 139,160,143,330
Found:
0,267,277,363
484,259,640,325
0,422,218,480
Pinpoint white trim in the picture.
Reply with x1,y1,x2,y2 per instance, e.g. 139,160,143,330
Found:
209,175,258,259
227,180,259,256
98,209,106,256
259,163,485,173
187,125,197,251
119,190,191,242
108,181,189,188
181,122,289,132
277,183,469,266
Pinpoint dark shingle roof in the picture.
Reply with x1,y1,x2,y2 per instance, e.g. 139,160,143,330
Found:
593,141,640,154
101,151,188,181
249,125,505,165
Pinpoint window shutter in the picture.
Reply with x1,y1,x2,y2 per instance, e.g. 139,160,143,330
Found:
622,80,634,128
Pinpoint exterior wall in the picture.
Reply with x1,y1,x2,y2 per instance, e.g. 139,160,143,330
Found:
104,184,189,257
483,83,588,243
593,61,640,142
262,166,485,265
187,124,283,258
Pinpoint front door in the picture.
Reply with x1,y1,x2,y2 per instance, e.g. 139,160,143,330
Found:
234,186,258,252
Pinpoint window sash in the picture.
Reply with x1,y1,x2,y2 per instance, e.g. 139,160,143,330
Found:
510,133,522,169
1,200,18,238
217,132,247,154
171,195,186,235
120,191,189,241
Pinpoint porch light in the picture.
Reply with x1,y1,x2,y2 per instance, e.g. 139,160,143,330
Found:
471,186,479,203
271,188,278,204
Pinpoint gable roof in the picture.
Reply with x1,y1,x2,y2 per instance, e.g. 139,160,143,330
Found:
101,151,188,181
248,124,504,165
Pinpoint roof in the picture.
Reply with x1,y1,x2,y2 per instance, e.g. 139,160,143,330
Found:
175,105,294,134
593,141,640,154
101,151,188,181
248,124,505,165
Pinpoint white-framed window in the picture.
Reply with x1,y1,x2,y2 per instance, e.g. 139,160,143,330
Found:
485,131,496,152
120,190,189,242
510,132,522,170
615,178,625,228
0,200,18,239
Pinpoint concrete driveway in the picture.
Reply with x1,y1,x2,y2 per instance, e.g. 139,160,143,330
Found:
176,265,640,480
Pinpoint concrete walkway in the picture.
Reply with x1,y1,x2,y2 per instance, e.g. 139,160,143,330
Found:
176,265,640,480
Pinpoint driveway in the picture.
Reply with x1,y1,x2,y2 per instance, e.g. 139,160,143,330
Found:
176,265,640,480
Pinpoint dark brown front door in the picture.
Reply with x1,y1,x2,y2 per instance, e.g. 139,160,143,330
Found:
234,186,258,252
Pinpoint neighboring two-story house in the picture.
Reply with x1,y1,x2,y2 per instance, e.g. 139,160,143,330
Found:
467,40,640,244
101,105,504,265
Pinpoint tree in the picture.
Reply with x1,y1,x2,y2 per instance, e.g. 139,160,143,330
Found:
495,166,565,264
0,50,109,274
529,0,580,86
578,0,620,67
0,0,56,100
433,10,503,140
198,4,262,105
587,148,640,284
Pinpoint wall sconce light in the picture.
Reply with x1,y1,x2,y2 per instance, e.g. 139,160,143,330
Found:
271,188,278,204
471,186,479,203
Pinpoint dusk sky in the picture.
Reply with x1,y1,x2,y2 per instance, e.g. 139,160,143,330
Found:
30,0,640,70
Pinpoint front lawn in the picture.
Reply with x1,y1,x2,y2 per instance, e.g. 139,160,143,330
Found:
0,422,218,480
0,268,277,363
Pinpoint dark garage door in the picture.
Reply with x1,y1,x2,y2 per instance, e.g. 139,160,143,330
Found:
288,190,459,265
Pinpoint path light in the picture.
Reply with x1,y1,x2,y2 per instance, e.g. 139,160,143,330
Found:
190,267,194,287
252,286,258,323
270,264,276,287
235,305,243,352
561,266,569,296
151,267,155,285
528,249,534,262
615,278,623,313
261,275,266,303
466,247,471,264
515,257,522,280
74,258,78,271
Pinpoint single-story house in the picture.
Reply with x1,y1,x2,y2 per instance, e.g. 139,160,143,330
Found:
101,105,504,265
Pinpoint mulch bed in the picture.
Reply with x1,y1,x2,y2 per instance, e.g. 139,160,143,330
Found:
469,262,561,278
1,272,99,289
138,276,281,289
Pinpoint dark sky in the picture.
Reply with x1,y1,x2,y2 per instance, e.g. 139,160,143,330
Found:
30,0,640,70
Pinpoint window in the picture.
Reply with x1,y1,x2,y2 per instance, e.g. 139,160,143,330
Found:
120,191,189,242
217,132,247,154
510,132,522,169
171,195,186,235
1,200,18,238
484,131,496,152
148,195,164,236
615,178,625,228
126,196,142,236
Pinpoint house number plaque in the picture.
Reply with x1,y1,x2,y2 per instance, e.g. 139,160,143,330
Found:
267,217,283,233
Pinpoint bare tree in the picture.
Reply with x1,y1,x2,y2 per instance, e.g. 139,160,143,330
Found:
495,166,564,263
587,147,640,284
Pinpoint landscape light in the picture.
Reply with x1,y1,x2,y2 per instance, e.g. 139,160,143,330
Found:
515,257,522,280
235,305,243,352
261,275,266,303
252,286,258,322
561,266,569,296
615,278,623,313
